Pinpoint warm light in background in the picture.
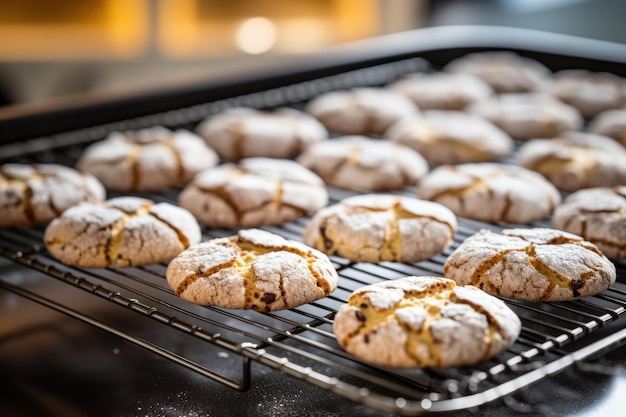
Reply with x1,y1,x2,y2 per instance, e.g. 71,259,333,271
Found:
235,17,278,54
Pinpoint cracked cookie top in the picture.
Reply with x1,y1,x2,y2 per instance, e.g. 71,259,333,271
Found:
389,72,494,111
466,93,583,140
166,229,339,312
517,131,626,192
178,157,328,228
444,51,550,93
77,126,219,192
547,70,626,118
196,107,328,160
302,194,457,263
417,162,561,224
333,276,521,368
443,228,616,302
305,88,419,135
385,110,513,165
0,163,105,228
44,197,201,268
552,186,626,259
297,136,428,192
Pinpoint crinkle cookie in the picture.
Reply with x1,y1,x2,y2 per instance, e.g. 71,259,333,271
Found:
385,110,513,165
302,194,457,263
166,229,338,312
44,197,201,268
296,136,428,192
417,163,561,224
552,186,626,259
305,88,419,135
389,72,493,110
196,107,327,160
0,163,105,228
178,158,328,228
517,131,626,192
444,51,551,93
466,93,583,140
333,276,521,368
444,228,616,302
547,70,626,118
77,126,218,192
589,108,626,147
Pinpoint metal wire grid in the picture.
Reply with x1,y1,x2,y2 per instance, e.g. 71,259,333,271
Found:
1,186,626,415
1,57,626,415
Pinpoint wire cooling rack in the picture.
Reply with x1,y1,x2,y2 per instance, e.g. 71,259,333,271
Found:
1,56,626,416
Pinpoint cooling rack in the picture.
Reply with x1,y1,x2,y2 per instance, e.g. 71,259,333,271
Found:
1,45,626,416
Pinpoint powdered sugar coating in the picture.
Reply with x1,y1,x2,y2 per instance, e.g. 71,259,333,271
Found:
589,108,626,146
166,229,338,311
418,163,561,224
333,276,521,368
517,131,626,192
297,136,428,192
444,51,551,93
389,72,494,110
196,107,327,160
385,110,513,165
444,228,616,301
178,158,328,228
302,194,457,263
306,88,419,135
547,70,626,118
77,126,219,192
466,93,583,140
0,163,105,228
552,186,626,259
44,197,201,268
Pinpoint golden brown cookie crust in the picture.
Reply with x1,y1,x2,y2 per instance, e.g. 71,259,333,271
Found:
77,126,219,192
302,194,457,263
517,131,626,192
333,276,521,368
44,197,201,268
196,107,328,160
166,229,339,312
552,186,626,259
178,157,328,228
0,163,105,228
417,163,561,224
443,228,616,302
297,136,429,192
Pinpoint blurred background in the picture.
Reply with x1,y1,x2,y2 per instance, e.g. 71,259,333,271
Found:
0,0,624,108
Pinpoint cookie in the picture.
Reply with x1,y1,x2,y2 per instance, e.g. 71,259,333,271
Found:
552,187,626,259
166,229,338,312
196,107,327,160
588,108,626,147
547,70,626,118
44,197,201,268
333,276,521,368
517,131,626,192
77,126,219,192
385,110,513,165
305,88,419,135
0,163,105,228
389,72,493,110
444,51,551,93
302,194,457,263
417,163,561,224
466,93,583,140
296,136,428,192
178,157,328,228
444,228,616,302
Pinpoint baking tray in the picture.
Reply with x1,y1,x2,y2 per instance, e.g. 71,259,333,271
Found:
1,26,626,416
